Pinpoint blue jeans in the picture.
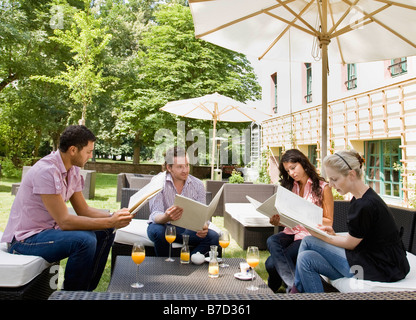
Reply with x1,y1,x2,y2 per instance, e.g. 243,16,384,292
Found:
147,223,219,257
9,228,115,291
265,232,300,291
294,236,354,293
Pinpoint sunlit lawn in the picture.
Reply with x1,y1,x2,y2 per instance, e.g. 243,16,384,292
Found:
0,173,270,292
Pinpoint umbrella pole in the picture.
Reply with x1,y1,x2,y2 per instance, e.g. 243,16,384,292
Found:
321,0,329,167
321,40,328,165
211,117,217,180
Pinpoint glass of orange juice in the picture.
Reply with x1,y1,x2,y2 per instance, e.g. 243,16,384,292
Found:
131,242,145,288
219,230,230,268
246,246,259,291
165,224,176,262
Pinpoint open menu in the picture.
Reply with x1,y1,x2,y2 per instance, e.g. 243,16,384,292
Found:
128,172,165,215
247,185,332,238
171,185,224,231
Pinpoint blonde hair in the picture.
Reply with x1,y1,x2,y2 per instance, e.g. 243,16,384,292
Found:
323,150,365,178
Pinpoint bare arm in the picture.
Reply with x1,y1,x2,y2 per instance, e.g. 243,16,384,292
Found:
70,191,111,218
322,185,334,226
310,226,362,250
41,193,132,231
153,205,183,224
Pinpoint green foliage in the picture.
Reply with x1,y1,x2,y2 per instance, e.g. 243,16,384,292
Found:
0,158,21,178
332,189,345,200
31,1,114,125
257,149,271,184
119,2,261,162
0,0,262,165
228,170,244,184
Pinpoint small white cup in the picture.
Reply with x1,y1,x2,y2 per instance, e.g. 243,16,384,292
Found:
239,262,250,275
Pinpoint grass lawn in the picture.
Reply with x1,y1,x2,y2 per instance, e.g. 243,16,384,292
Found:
0,173,271,292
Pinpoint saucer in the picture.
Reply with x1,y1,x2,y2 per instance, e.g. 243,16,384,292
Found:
234,272,255,281
204,257,222,263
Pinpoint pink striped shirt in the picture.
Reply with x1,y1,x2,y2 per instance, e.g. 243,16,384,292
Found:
2,151,84,242
282,178,328,241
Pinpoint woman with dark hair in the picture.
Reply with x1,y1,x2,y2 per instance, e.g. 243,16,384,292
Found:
265,149,334,292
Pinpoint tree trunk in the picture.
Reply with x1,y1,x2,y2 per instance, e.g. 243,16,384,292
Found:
0,73,18,92
33,129,42,158
133,131,141,164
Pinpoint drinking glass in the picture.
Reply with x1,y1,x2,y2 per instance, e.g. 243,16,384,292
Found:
246,246,259,291
131,242,145,288
165,224,176,262
219,230,230,268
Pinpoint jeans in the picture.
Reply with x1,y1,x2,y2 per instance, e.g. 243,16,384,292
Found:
265,232,300,291
294,236,353,293
9,228,115,291
147,223,219,257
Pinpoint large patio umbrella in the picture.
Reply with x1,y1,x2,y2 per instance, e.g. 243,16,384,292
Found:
160,93,271,179
189,0,416,160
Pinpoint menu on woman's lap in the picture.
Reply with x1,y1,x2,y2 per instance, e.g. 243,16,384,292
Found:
247,186,332,238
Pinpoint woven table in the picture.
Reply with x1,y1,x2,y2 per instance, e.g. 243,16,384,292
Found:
49,290,416,300
107,256,273,295
48,255,416,301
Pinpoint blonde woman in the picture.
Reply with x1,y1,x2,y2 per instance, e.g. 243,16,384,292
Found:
292,150,410,293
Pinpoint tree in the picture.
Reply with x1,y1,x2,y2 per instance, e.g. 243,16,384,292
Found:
119,2,262,163
0,0,76,162
86,0,150,160
31,0,113,125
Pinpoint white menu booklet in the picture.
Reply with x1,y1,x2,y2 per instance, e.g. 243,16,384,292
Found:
171,185,224,231
247,185,331,238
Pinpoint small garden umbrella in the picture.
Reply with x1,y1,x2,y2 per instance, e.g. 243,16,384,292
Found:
160,93,271,179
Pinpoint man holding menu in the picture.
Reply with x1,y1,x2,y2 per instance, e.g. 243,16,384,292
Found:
2,125,132,291
147,147,219,257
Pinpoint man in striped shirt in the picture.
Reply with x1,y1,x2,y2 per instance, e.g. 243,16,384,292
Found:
147,147,219,257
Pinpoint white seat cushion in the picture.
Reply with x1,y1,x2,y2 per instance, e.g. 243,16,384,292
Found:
115,219,221,249
114,219,181,248
0,232,51,288
225,203,273,227
327,252,416,292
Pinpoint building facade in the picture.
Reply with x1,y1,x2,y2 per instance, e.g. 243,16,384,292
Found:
254,56,416,207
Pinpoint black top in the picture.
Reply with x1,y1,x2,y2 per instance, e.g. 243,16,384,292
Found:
346,188,410,282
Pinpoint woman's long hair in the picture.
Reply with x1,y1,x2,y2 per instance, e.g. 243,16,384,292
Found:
278,149,326,206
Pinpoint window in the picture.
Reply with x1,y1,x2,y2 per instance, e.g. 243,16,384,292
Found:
308,145,317,167
305,63,312,103
365,139,402,199
271,73,278,113
345,63,357,90
388,57,407,77
251,123,261,164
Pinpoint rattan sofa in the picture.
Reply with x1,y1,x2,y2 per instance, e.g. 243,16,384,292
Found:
316,200,416,292
116,173,155,202
0,232,59,300
205,180,253,217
